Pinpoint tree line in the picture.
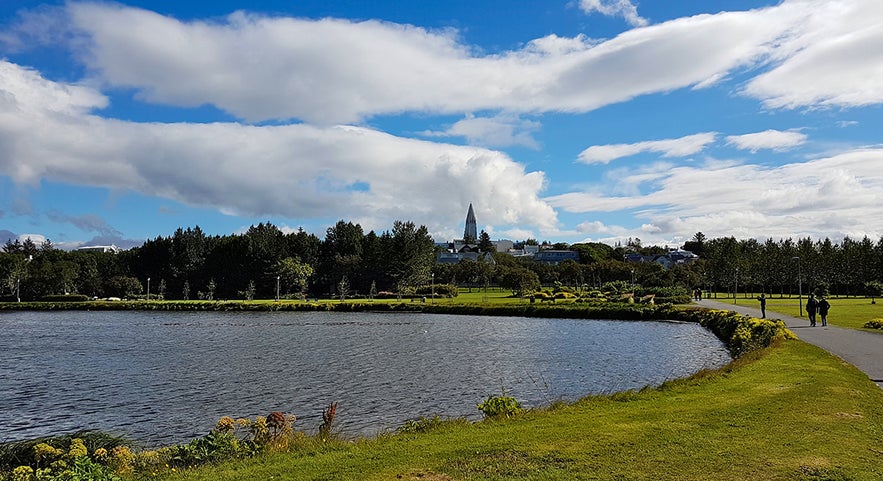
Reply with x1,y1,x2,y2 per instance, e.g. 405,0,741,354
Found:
2,224,883,301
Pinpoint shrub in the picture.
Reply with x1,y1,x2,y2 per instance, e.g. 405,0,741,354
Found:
477,393,524,419
678,309,795,357
863,319,883,330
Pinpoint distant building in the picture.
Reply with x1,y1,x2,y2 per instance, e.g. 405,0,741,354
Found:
534,249,580,265
494,239,514,253
436,204,510,263
77,245,121,254
463,203,477,241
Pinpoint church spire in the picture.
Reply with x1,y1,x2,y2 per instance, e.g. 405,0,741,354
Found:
464,203,477,242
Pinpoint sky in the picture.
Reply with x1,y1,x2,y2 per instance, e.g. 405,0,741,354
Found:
1,0,882,250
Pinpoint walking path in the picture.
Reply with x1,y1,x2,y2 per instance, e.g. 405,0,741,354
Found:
695,298,883,389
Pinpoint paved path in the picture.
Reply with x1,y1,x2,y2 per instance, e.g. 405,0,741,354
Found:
695,298,883,389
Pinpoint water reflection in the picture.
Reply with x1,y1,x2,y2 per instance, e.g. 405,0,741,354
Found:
0,311,730,446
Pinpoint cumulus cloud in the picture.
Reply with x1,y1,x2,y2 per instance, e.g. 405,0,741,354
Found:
1,0,878,125
579,0,649,27
744,0,883,109
0,60,556,237
726,129,808,152
3,1,836,124
549,149,883,241
420,113,541,149
577,133,717,164
0,0,874,125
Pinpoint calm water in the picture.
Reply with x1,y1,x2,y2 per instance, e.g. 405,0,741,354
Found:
0,311,730,446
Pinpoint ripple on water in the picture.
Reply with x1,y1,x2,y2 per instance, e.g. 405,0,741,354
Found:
0,310,730,446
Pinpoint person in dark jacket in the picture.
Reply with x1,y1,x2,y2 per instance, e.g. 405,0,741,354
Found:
756,293,767,318
806,294,818,327
818,297,831,327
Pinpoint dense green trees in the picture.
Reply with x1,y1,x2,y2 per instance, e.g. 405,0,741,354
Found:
2,224,882,301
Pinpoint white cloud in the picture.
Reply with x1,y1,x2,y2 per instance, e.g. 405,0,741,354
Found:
19,1,854,124
548,149,883,242
577,133,717,164
579,0,649,27
725,129,807,152
744,0,883,110
0,60,557,237
421,113,541,149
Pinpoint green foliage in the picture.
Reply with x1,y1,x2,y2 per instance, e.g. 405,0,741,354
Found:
0,431,129,473
396,416,447,434
0,434,126,481
477,393,524,419
679,308,795,357
167,430,252,467
863,319,883,330
601,280,632,294
634,285,692,304
103,276,142,299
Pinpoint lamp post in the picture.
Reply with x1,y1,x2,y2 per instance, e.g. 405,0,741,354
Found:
147,277,151,301
734,267,738,305
630,269,635,287
792,256,803,316
276,276,281,302
431,272,435,304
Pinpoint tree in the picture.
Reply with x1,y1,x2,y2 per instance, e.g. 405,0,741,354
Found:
499,266,540,297
105,276,143,298
478,230,495,253
387,220,435,291
275,257,314,297
337,276,350,301
683,232,707,256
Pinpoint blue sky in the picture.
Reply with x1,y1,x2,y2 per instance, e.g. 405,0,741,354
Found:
1,0,882,249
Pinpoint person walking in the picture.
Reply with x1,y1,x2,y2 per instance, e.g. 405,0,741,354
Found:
806,294,818,327
756,293,767,318
818,297,831,327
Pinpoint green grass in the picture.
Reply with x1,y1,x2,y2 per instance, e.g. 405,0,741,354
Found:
711,293,883,330
160,340,883,481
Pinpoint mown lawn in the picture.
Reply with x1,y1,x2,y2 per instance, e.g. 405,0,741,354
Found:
161,340,883,481
709,293,883,330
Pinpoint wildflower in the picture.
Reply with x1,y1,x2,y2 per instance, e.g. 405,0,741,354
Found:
11,466,34,481
34,443,63,464
109,445,135,475
216,416,236,434
67,438,88,458
93,447,108,461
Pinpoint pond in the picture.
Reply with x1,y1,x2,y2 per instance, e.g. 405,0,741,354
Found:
0,311,730,446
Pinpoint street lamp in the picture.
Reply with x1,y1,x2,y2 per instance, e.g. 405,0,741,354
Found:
792,256,803,316
147,277,151,301
431,272,435,304
630,269,635,287
276,276,281,302
734,268,738,305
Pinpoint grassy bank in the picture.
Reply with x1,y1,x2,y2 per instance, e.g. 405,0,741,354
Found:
156,340,883,481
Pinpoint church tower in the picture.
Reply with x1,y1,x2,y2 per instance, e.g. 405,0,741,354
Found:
464,203,477,242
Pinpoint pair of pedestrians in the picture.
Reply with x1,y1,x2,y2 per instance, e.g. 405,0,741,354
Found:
806,294,831,327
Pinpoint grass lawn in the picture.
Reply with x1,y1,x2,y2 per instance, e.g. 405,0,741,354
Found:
161,340,883,481
708,293,883,330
